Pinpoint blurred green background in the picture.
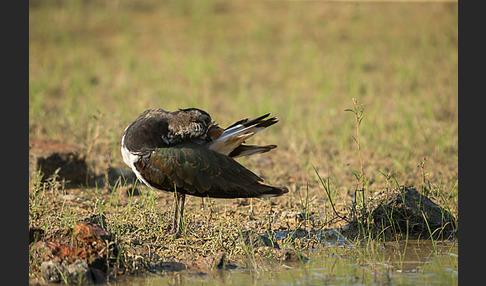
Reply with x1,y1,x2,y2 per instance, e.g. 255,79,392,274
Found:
29,1,458,205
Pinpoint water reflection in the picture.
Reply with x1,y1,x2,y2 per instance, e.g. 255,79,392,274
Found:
108,239,457,285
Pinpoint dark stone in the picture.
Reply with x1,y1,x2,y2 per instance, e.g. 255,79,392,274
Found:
41,259,95,284
65,259,93,284
368,186,456,240
41,260,65,283
29,140,88,187
153,261,186,272
106,167,138,187
88,166,138,189
89,267,107,284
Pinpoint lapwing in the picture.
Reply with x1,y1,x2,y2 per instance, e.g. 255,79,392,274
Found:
121,108,288,237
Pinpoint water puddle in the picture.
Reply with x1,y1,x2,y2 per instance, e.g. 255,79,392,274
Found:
106,239,457,285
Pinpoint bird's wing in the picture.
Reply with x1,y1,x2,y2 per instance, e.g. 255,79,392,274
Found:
208,113,279,157
133,142,286,198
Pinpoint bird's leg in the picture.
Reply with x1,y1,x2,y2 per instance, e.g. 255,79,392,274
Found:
170,192,185,238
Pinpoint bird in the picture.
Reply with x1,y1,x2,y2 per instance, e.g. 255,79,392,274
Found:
121,108,289,237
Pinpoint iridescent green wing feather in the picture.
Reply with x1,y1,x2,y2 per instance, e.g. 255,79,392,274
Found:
134,142,274,198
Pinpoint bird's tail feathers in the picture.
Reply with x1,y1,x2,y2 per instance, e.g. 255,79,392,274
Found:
209,113,278,157
229,144,277,158
257,185,289,198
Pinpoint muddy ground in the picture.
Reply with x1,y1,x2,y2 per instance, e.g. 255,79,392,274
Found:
29,141,456,284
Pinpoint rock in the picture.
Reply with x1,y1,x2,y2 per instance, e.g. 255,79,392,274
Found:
368,186,456,240
89,267,107,284
72,216,118,273
65,259,93,284
41,259,96,284
76,214,112,241
88,166,138,189
197,252,227,270
41,260,66,283
153,261,186,272
29,140,88,187
107,167,138,187
182,252,229,271
33,215,118,283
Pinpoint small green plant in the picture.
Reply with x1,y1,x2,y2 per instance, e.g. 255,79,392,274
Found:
295,183,311,225
345,98,368,221
235,226,259,271
378,170,392,193
312,164,349,223
54,264,68,285
344,98,377,241
418,157,430,196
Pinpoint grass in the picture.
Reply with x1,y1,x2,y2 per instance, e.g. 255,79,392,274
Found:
29,0,457,283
